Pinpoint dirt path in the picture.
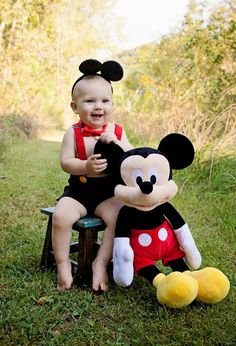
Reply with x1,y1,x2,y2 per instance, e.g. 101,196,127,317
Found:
38,130,64,143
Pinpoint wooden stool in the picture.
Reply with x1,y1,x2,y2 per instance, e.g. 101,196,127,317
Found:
40,207,105,287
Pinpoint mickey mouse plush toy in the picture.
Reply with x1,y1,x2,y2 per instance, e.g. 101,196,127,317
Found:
94,133,230,308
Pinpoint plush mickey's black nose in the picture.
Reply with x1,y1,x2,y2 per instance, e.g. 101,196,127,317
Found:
139,181,153,194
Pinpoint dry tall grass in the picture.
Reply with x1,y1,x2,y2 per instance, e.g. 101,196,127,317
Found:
115,89,236,158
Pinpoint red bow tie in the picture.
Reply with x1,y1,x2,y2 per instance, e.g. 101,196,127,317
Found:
82,123,107,137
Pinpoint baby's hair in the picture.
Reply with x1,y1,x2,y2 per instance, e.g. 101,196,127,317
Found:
71,59,124,96
72,75,113,97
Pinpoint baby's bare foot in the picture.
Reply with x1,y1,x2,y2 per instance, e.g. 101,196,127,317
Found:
57,260,73,292
92,258,108,292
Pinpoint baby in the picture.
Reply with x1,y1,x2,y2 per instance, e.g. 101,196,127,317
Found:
52,59,133,292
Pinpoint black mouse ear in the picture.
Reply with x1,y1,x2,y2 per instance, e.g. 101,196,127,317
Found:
94,139,125,174
158,133,194,169
101,61,124,81
79,59,102,75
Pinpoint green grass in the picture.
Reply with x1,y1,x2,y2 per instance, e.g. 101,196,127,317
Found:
0,139,235,346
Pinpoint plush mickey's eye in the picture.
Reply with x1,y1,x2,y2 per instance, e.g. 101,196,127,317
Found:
149,167,158,185
150,175,156,184
132,168,143,186
136,176,143,185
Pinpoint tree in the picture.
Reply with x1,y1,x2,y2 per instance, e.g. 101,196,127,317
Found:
0,0,119,128
117,0,236,147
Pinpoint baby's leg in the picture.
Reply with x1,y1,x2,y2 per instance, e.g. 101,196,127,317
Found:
52,197,87,291
93,197,122,292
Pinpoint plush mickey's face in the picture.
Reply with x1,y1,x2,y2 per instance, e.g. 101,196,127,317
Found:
115,151,178,211
121,153,169,186
93,133,195,212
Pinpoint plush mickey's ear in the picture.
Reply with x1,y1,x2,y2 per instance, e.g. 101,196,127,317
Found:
79,59,102,75
94,139,125,174
101,61,124,81
158,133,194,169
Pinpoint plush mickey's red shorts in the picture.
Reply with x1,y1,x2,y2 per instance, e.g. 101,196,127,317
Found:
130,220,185,274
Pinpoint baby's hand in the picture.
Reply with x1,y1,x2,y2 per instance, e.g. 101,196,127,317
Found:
100,131,118,144
85,154,107,175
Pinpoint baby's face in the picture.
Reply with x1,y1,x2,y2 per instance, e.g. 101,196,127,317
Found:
71,76,113,129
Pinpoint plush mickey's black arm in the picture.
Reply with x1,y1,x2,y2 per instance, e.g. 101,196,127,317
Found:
159,203,185,229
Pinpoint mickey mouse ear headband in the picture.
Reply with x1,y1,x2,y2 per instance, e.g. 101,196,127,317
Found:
71,59,124,95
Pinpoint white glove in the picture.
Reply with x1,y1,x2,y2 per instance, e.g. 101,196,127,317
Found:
113,237,134,287
174,223,202,269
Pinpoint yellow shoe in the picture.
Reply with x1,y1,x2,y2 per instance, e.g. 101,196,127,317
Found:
153,272,198,309
186,267,230,304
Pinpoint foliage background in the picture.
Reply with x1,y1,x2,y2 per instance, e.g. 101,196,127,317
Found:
0,0,235,154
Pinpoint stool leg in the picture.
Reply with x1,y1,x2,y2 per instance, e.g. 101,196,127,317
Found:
40,216,55,270
77,228,98,287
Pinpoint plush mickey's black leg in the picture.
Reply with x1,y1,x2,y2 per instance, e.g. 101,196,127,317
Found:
138,265,161,284
167,258,189,272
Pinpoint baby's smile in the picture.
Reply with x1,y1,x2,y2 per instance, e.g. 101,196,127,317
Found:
92,114,103,118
